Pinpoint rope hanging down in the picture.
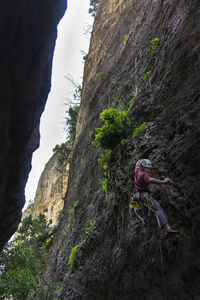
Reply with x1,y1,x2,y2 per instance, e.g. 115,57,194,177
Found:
157,228,167,300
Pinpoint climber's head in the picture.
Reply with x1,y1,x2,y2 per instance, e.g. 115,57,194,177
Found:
140,159,152,171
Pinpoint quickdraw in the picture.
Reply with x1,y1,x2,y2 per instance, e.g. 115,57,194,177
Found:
129,192,140,208
129,196,139,209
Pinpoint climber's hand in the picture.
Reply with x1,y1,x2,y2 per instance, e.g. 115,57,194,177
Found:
163,178,170,184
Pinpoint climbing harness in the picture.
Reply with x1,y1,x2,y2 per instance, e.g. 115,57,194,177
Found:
130,192,154,213
130,192,155,227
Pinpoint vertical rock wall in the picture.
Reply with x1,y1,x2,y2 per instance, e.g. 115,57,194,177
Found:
0,0,67,250
43,0,200,299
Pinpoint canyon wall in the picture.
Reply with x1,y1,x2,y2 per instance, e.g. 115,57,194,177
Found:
0,0,67,250
44,0,200,299
23,142,72,226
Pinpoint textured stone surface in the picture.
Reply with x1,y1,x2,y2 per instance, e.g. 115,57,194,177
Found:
43,0,200,299
23,142,72,225
0,0,67,250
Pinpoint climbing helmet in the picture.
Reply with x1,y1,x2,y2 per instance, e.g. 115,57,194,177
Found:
140,159,152,168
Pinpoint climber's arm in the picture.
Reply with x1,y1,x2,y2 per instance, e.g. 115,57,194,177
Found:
148,177,170,184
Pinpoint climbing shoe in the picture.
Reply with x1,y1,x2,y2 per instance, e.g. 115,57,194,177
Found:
166,228,179,234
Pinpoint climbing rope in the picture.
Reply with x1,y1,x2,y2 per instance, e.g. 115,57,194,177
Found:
145,196,167,300
131,193,168,299
157,228,167,300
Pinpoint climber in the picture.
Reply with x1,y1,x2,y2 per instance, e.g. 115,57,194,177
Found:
133,159,179,234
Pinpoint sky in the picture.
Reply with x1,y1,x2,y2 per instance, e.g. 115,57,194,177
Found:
25,0,93,205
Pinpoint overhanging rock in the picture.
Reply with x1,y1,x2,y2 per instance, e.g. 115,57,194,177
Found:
0,0,67,251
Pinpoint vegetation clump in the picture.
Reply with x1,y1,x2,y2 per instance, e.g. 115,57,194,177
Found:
133,122,148,136
0,215,55,299
143,71,152,82
66,105,80,141
123,34,129,45
68,241,85,272
93,108,132,149
98,72,105,79
150,37,160,53
92,96,147,203
92,97,136,150
69,201,78,215
98,149,112,169
64,224,71,235
99,176,112,203
67,219,96,273
52,142,72,163
64,76,82,141
89,0,100,17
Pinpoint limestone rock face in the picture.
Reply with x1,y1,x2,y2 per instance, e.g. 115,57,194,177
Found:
24,142,72,226
0,0,67,250
42,0,200,299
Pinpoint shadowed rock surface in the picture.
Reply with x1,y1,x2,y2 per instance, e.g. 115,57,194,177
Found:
0,0,66,250
43,0,200,299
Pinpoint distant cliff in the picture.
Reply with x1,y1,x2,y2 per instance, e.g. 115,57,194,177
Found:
41,0,200,299
23,142,73,225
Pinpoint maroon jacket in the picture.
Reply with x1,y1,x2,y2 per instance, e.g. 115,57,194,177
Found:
134,167,151,193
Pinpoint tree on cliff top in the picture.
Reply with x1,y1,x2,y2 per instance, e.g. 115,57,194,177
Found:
66,105,80,140
89,0,100,17
64,75,82,141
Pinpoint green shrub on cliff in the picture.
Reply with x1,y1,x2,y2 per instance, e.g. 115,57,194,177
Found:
150,37,160,53
98,72,105,79
98,149,112,169
67,220,96,275
99,175,112,203
92,97,136,150
92,108,133,149
93,97,147,203
123,34,129,45
143,71,151,82
68,241,85,272
133,122,148,136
